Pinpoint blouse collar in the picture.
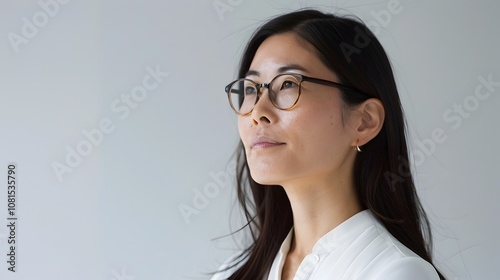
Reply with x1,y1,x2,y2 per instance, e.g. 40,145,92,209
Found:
272,209,377,278
280,210,376,255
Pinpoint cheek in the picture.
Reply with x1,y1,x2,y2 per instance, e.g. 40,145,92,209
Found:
292,100,349,151
297,96,345,129
300,114,344,144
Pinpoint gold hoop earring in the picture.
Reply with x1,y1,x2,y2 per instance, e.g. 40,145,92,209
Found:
356,140,362,152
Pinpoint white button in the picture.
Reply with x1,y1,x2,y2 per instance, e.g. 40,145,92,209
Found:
295,254,320,279
308,254,320,264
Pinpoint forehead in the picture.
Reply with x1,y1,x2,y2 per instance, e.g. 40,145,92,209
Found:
248,32,329,77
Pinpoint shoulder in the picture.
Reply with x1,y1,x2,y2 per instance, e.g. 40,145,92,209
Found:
352,213,440,279
365,256,440,280
313,210,439,279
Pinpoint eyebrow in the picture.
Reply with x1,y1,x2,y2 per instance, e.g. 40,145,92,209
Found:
245,64,309,77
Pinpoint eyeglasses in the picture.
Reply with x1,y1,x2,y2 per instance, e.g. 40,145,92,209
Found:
225,73,368,115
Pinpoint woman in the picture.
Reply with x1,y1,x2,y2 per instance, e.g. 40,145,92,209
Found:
212,9,445,280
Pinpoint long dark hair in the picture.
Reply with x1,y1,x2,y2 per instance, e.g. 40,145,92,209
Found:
224,9,445,280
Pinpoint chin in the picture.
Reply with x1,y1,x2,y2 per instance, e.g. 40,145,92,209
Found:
249,170,284,186
247,157,289,185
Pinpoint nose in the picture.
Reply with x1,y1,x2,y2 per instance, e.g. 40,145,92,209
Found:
250,84,274,125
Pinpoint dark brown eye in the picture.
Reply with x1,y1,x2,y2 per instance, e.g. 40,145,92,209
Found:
280,80,298,90
245,86,257,95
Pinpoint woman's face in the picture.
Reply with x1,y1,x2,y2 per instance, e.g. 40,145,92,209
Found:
238,32,358,187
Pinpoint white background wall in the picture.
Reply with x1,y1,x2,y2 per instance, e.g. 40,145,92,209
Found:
0,0,498,279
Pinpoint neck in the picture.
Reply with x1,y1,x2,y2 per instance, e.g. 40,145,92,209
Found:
283,174,362,258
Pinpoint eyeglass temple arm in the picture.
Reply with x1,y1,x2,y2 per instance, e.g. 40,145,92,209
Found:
225,84,241,94
302,76,369,96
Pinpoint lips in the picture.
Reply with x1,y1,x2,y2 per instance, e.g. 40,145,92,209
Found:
251,136,285,149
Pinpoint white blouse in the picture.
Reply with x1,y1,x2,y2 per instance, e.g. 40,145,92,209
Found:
211,210,440,280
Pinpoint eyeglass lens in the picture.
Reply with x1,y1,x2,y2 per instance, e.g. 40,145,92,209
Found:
228,74,301,114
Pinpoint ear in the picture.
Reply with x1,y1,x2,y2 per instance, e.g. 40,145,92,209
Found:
352,98,385,148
